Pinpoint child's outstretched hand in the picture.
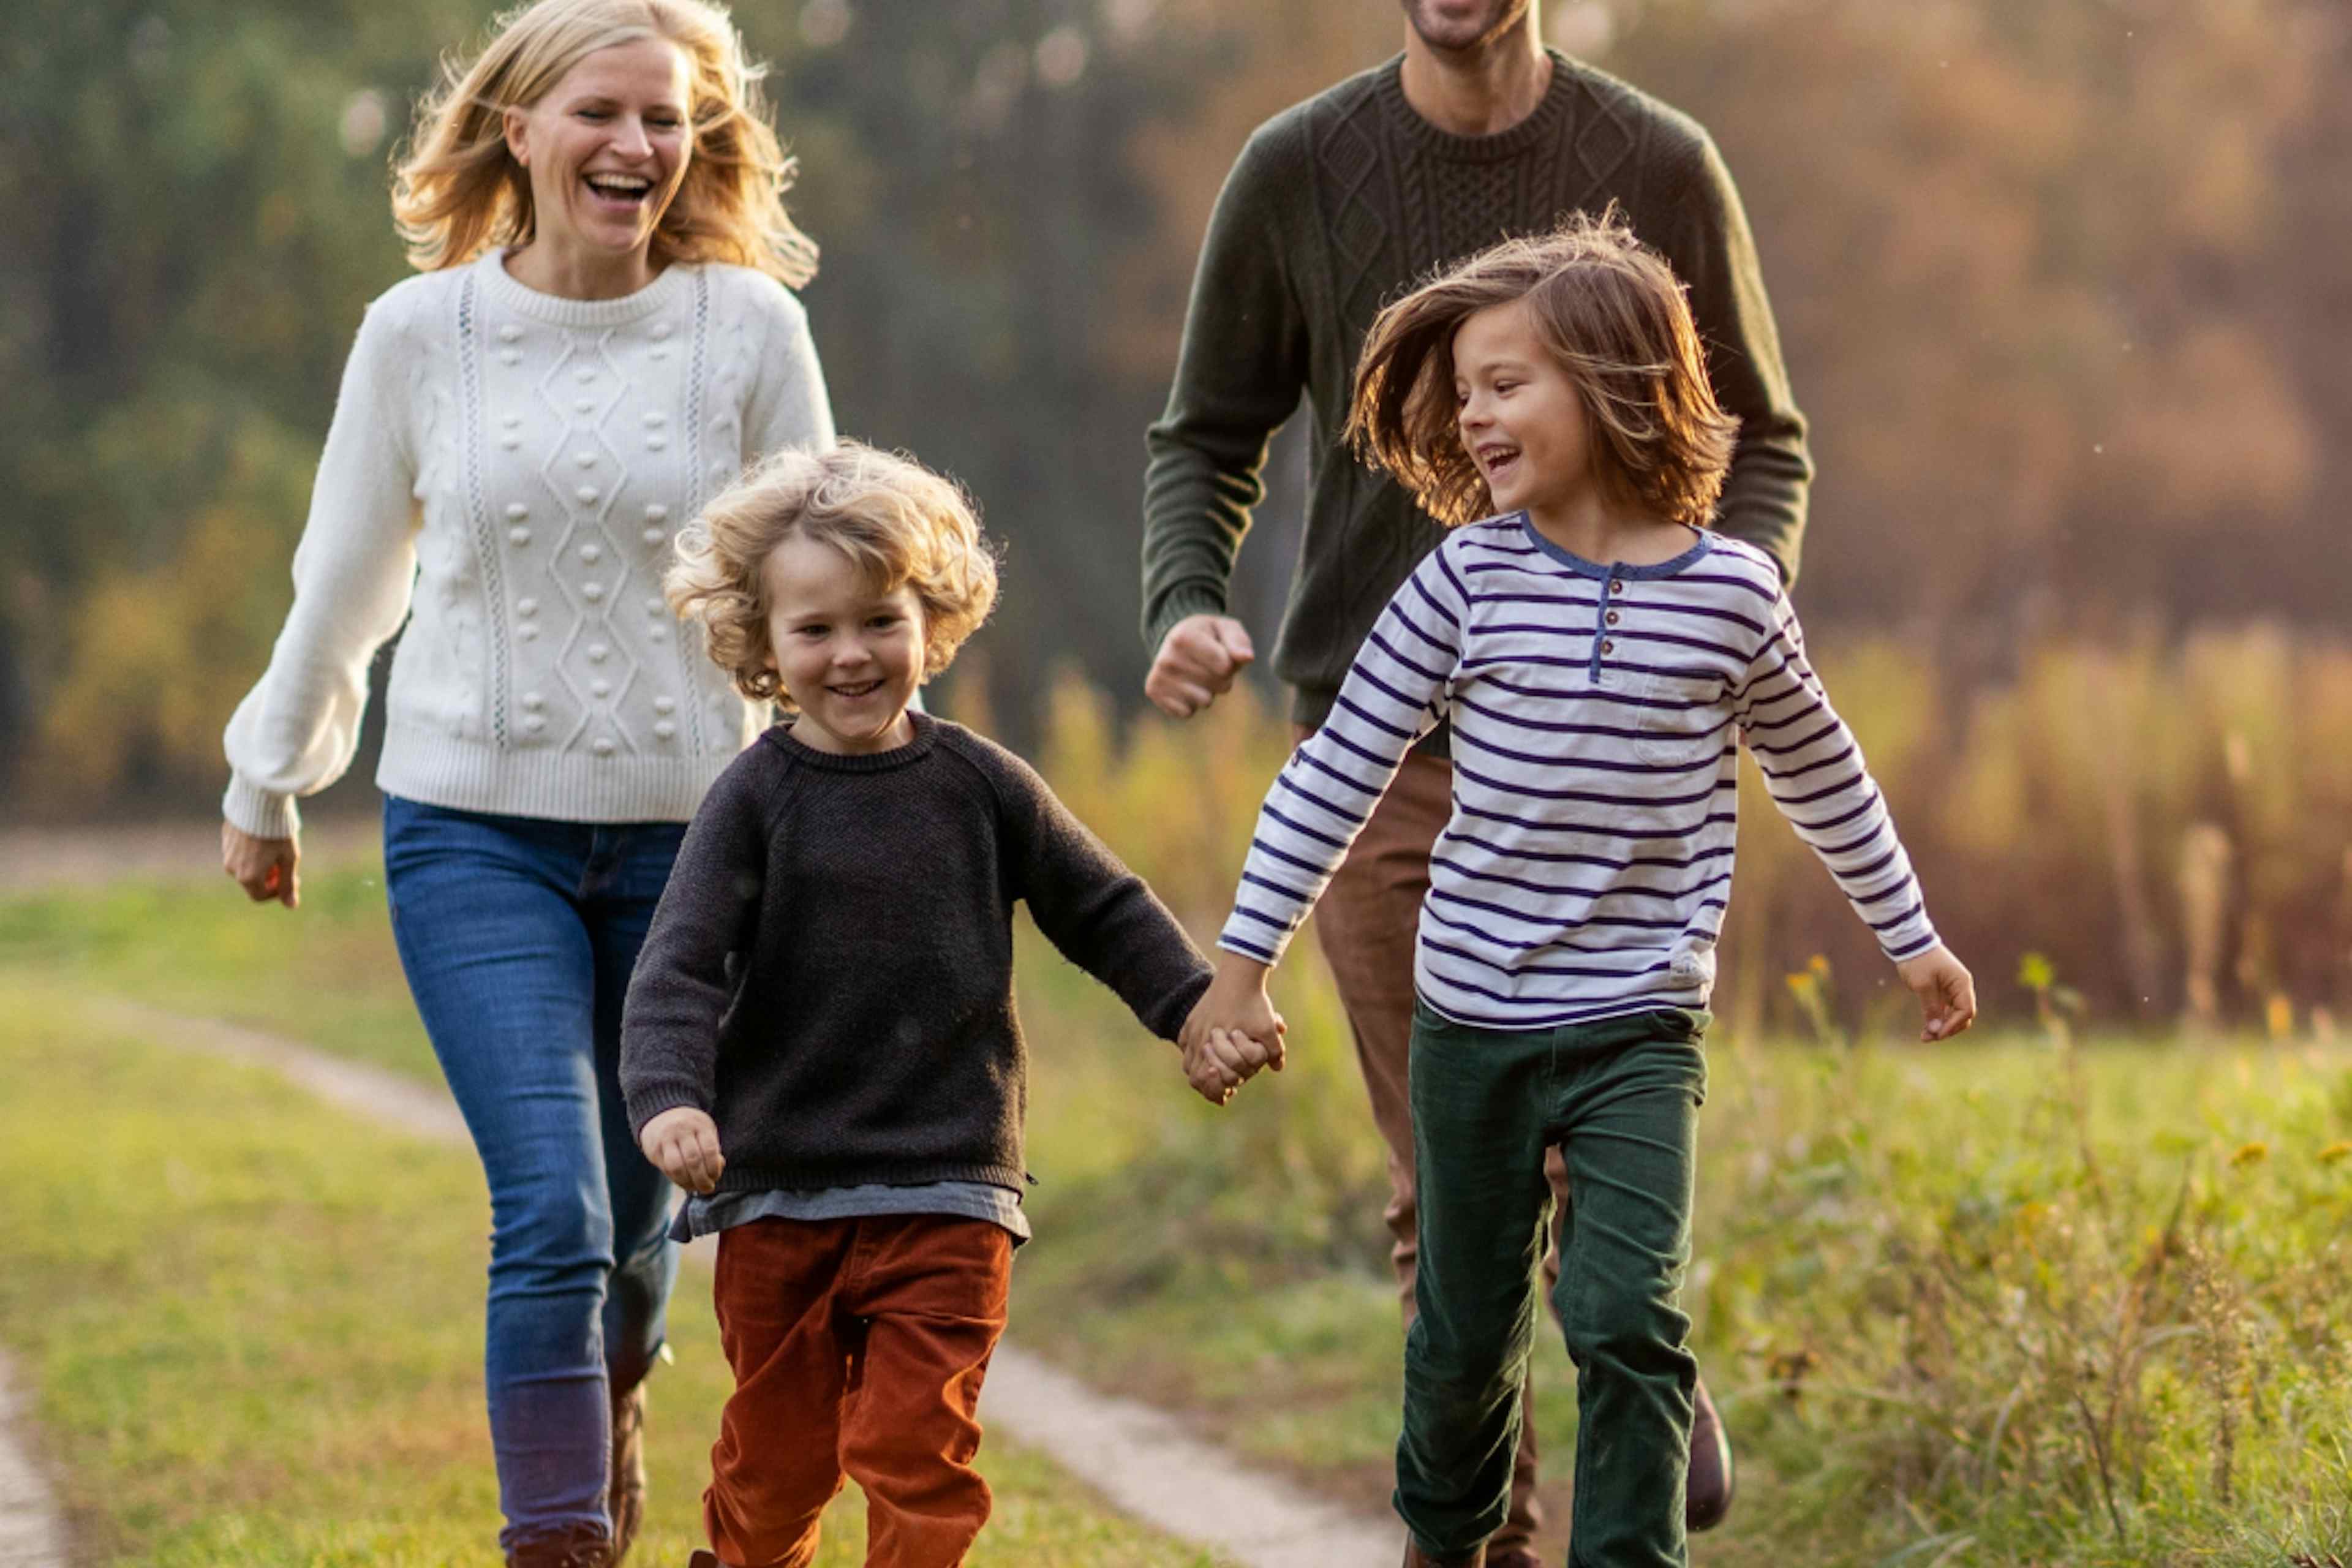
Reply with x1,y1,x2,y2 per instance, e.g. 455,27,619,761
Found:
640,1106,725,1193
1897,946,1978,1041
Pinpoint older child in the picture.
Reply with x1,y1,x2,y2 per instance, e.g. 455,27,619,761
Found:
621,442,1258,1568
1186,216,1977,1567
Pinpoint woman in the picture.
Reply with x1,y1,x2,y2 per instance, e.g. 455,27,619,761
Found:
218,3,832,1562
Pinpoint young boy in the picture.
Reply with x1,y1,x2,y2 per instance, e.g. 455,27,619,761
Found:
622,441,1264,1568
1184,216,1977,1567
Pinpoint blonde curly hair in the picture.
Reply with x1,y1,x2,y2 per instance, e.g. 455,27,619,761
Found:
666,443,1000,704
1346,209,1736,530
392,0,816,285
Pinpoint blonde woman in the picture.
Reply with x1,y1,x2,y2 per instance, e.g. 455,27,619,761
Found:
217,2,832,1562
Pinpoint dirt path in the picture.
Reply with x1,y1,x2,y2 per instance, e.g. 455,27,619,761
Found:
0,1348,67,1568
87,997,1401,1568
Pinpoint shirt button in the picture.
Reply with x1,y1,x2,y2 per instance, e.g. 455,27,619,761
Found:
576,485,599,504
1610,580,1626,595
500,435,521,450
523,714,547,733
644,504,669,522
647,435,668,451
1600,639,1616,655
1605,610,1621,626
501,412,522,429
650,347,669,361
508,526,531,546
517,597,538,616
499,349,522,367
654,695,676,714
582,582,605,602
647,626,667,643
576,451,597,469
579,543,603,564
592,737,616,757
518,622,540,641
644,411,667,427
652,322,673,340
498,325,522,344
576,367,596,385
643,527,666,546
644,595,663,614
587,643,609,662
590,679,612,698
575,398,595,415
521,692,545,711
654,720,676,740
505,502,527,521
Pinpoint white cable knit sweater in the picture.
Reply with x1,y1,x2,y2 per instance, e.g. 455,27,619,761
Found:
222,249,834,837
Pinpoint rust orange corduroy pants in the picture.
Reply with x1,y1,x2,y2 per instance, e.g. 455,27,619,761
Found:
703,1214,1012,1568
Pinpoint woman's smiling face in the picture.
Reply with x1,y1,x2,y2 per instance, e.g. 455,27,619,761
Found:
504,37,693,263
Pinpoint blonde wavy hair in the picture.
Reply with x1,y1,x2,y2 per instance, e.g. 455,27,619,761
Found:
1346,210,1736,529
392,0,816,285
666,443,1000,704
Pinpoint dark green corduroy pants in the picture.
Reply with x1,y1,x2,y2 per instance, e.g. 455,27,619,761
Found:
1395,1001,1709,1568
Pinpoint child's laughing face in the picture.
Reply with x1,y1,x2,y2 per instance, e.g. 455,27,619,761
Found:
1453,296,1596,522
761,533,925,755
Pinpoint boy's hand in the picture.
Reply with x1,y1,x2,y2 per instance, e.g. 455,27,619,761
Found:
1897,946,1978,1041
639,1107,725,1193
1178,952,1287,1105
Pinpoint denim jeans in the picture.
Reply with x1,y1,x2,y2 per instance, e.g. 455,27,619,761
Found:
382,795,688,1553
1397,1001,1708,1568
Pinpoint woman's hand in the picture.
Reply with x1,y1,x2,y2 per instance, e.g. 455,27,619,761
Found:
222,821,301,908
639,1107,725,1193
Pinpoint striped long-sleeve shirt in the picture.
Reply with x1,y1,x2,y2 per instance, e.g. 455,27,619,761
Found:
1218,516,1938,1030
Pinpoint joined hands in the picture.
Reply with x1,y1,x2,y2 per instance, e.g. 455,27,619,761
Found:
1178,952,1287,1106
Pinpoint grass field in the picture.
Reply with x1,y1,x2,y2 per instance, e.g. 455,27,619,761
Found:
0,978,1230,1566
5,859,2351,1565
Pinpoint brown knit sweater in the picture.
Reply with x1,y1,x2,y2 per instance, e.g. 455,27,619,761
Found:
1142,50,1813,737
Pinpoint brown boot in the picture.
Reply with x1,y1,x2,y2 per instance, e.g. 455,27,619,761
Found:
608,1381,647,1562
506,1525,613,1568
1403,1539,1487,1568
1686,1373,1736,1532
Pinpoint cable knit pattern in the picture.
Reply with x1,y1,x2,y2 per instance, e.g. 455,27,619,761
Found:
1142,51,1814,736
223,250,834,836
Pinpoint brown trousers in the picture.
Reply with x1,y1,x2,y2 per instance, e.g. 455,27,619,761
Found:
1305,736,1567,1555
704,1215,1012,1568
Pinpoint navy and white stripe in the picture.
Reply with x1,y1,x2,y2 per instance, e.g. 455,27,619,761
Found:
1218,516,1939,1031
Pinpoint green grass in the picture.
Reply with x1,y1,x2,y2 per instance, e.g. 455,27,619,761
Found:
0,974,1228,1566
10,862,2352,1564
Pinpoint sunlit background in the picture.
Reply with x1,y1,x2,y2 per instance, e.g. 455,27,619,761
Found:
4,0,2347,1025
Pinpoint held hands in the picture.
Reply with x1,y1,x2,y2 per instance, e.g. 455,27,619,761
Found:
1178,953,1287,1106
222,821,300,908
1145,614,1254,720
640,1107,726,1193
1897,946,1979,1042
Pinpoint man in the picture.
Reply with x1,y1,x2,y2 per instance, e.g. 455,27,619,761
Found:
1139,2,1811,1561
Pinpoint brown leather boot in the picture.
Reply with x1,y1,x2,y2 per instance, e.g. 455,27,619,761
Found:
1403,1539,1487,1568
1686,1374,1736,1532
505,1525,613,1568
608,1381,647,1562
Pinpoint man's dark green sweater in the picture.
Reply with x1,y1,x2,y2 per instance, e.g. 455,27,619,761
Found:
1142,50,1812,736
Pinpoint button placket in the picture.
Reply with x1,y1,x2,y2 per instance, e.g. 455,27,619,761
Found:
1590,565,1626,682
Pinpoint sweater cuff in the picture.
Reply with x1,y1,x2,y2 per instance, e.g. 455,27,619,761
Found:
223,775,301,840
625,1080,711,1140
1142,583,1231,663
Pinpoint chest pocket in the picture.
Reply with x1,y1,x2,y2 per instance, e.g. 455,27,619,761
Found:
1630,670,1729,771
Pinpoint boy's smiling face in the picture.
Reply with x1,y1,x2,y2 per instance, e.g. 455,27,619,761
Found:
1453,296,1596,522
761,532,925,755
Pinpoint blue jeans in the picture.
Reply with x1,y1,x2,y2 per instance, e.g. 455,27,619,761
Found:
382,795,688,1552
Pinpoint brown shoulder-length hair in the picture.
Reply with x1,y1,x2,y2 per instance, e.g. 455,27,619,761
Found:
1346,210,1736,529
665,442,1000,704
391,0,816,285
